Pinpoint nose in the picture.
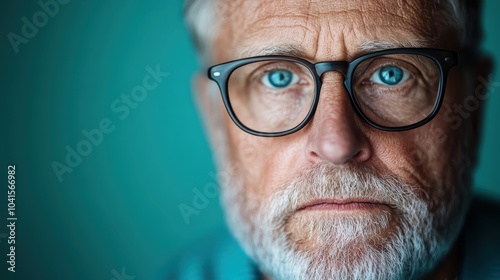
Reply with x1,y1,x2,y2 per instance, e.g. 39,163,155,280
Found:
305,72,371,165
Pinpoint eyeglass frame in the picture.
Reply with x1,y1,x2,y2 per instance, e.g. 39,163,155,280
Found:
207,48,461,137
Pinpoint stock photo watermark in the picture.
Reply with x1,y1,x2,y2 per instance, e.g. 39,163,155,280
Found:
178,173,221,225
410,74,499,170
177,133,266,225
6,165,17,273
110,267,135,280
7,0,70,54
443,74,499,129
51,64,169,183
178,161,244,224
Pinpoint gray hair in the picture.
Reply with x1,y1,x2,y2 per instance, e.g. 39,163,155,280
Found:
183,0,219,65
184,0,483,65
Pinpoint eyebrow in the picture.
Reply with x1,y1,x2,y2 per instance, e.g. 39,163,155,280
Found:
236,44,308,58
359,38,433,53
235,37,435,61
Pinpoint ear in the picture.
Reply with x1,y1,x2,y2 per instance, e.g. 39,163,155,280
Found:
191,72,226,152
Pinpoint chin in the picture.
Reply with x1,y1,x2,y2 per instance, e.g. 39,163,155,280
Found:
285,208,396,250
221,163,468,280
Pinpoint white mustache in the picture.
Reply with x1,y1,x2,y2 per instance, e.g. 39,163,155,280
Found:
263,163,426,224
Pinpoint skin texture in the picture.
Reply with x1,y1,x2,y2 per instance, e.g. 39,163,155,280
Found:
195,0,492,279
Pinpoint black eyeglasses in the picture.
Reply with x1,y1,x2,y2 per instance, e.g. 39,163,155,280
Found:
208,48,459,137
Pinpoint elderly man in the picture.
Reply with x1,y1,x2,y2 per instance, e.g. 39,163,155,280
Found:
173,0,499,279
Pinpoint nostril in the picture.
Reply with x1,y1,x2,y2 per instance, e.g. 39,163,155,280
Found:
352,148,371,162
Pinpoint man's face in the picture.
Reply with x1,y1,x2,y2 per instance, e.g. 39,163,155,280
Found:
205,0,478,279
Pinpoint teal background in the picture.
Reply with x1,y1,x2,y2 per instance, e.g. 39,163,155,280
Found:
0,1,499,279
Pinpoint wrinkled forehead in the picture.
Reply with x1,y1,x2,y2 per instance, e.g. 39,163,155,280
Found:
213,0,454,62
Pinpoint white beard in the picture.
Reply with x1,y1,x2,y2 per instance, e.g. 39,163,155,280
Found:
219,163,469,280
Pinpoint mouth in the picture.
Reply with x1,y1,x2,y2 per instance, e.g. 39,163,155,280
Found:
297,199,392,212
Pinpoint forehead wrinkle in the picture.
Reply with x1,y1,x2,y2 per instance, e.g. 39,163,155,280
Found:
328,8,431,45
247,16,319,43
230,22,319,59
378,0,441,45
216,0,445,63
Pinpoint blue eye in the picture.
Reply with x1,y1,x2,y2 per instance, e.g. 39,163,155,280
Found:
370,65,409,86
262,69,299,89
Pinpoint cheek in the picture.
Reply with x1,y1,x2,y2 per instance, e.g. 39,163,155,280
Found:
370,69,473,195
369,119,469,205
225,122,307,199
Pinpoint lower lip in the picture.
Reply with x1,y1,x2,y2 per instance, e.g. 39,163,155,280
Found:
300,202,387,211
